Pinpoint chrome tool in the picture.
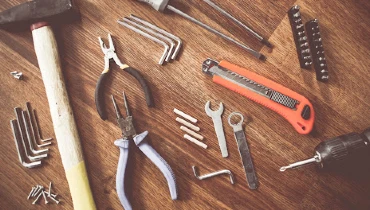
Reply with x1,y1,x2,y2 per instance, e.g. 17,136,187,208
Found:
203,0,272,48
112,92,177,210
205,101,228,157
228,112,258,189
192,166,234,184
136,0,266,60
129,14,182,59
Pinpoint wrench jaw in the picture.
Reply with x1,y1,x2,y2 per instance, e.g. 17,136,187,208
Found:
204,101,224,117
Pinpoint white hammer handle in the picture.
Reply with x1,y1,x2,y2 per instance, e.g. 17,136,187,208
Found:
31,23,96,210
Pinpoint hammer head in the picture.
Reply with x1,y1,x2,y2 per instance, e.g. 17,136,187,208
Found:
0,0,78,31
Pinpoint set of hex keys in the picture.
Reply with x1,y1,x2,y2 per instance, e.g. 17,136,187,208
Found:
10,102,53,168
288,5,329,82
118,14,182,65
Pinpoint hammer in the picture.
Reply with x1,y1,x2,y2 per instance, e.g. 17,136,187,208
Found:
0,1,96,209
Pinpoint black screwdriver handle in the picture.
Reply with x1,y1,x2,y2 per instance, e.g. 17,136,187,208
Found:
315,128,370,170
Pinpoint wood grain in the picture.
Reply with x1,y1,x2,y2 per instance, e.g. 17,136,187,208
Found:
0,0,369,209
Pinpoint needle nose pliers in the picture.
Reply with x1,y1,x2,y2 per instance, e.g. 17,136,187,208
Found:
111,93,177,210
95,34,154,120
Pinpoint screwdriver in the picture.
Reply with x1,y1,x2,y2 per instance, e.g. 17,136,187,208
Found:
136,0,266,60
280,128,370,172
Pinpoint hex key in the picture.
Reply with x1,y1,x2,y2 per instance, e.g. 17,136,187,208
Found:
129,14,182,60
123,17,175,62
33,109,53,142
26,103,51,147
10,120,41,168
117,20,169,65
14,107,47,160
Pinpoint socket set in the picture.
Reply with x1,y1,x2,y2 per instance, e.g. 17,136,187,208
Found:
288,5,312,69
305,19,329,82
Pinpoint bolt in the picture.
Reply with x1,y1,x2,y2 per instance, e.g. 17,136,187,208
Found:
27,187,35,200
32,191,43,205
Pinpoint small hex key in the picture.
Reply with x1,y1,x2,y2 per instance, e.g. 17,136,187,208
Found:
117,19,170,65
10,120,41,168
123,17,175,62
129,14,182,60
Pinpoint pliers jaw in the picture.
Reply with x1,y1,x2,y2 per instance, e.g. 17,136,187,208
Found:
99,34,124,71
111,93,136,138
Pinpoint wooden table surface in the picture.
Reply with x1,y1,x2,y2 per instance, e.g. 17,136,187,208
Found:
1,0,369,209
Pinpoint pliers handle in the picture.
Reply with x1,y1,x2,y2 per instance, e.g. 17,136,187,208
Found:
114,131,178,210
95,64,154,120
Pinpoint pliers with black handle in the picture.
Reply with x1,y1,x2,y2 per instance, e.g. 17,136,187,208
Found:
95,34,154,120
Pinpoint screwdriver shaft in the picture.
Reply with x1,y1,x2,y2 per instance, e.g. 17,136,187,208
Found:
166,5,265,60
280,155,320,172
203,0,271,47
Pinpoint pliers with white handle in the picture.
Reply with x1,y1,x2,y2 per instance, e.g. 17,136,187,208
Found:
95,34,154,120
111,92,177,210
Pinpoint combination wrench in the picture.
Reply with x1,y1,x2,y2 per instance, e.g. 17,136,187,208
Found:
205,101,228,157
228,112,258,189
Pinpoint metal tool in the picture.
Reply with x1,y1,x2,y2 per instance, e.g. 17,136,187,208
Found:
280,128,370,172
95,34,153,120
10,120,41,168
26,103,52,147
0,1,96,207
288,5,312,69
33,109,53,142
205,101,228,157
203,0,272,48
192,166,234,184
15,108,47,160
129,14,182,60
122,17,174,62
305,19,329,82
22,111,50,152
228,112,258,189
136,0,266,60
111,92,177,210
202,58,315,134
10,71,23,80
118,20,170,65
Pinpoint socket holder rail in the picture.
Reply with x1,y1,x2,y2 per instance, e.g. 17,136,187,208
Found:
305,19,329,82
288,5,312,69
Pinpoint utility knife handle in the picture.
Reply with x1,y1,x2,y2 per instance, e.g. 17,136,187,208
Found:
215,60,315,134
134,131,178,200
114,139,132,210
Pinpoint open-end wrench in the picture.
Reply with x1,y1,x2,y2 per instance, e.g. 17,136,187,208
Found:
205,101,228,157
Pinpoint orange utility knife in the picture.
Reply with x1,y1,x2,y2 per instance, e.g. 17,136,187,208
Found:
202,59,315,134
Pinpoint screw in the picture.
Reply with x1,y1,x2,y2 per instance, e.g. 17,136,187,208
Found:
48,182,52,197
32,191,43,205
42,191,49,204
27,187,35,200
49,195,60,204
